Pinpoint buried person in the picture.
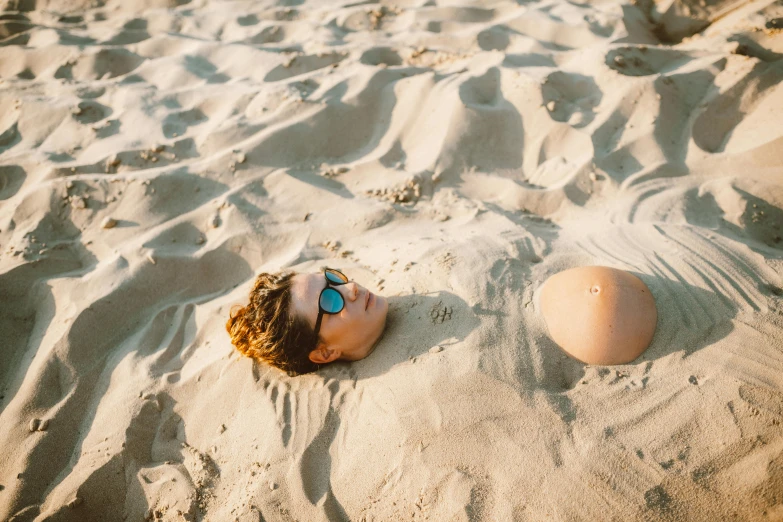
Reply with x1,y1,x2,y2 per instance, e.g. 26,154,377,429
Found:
226,266,657,375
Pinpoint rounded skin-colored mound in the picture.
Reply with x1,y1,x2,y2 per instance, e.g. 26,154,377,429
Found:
540,266,658,365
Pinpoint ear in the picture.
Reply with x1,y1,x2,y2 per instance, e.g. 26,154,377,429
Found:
308,343,341,364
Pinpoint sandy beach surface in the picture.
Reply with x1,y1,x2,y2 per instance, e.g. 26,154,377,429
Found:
1,0,782,520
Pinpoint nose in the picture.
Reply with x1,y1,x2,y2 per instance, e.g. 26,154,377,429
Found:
342,281,360,301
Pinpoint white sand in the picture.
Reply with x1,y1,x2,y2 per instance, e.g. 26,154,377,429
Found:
1,0,782,520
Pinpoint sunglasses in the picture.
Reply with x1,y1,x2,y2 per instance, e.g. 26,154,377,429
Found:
313,267,350,341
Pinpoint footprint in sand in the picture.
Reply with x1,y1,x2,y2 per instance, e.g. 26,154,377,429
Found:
477,25,511,51
162,108,208,139
0,165,25,200
249,24,287,44
542,71,602,127
55,48,145,81
102,18,151,46
71,100,112,125
692,63,783,153
606,46,691,77
237,14,259,26
360,47,403,67
0,122,21,154
264,51,347,83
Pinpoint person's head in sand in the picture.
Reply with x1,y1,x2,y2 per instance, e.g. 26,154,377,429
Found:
226,267,389,375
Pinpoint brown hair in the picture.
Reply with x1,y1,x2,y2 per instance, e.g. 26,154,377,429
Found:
226,271,319,376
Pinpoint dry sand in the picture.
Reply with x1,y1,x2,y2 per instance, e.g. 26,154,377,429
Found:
1,0,782,520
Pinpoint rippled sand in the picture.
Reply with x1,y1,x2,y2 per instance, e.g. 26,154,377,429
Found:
1,0,782,520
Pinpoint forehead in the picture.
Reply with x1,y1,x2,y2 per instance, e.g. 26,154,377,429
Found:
292,272,323,316
298,272,322,297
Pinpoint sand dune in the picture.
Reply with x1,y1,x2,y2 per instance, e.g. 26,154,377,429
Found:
1,0,782,520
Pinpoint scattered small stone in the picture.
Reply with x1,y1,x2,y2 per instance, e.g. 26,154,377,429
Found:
322,240,340,252
613,55,626,68
321,166,349,178
67,496,83,508
546,100,556,111
269,481,277,491
66,180,74,189
152,144,164,153
303,212,312,221
210,214,221,228
29,418,41,432
147,253,156,265
234,152,247,164
38,419,49,431
106,156,121,172
101,216,118,229
429,345,443,354
218,424,226,434
196,236,206,245
411,46,427,58
688,375,698,385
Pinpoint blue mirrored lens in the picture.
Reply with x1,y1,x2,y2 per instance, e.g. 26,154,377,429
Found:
320,288,344,313
326,271,347,284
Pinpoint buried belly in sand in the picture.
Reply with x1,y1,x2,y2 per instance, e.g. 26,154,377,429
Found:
539,266,658,365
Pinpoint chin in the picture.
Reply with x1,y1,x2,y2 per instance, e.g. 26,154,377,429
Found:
377,295,390,316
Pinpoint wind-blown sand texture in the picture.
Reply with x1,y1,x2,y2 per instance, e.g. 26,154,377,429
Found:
1,0,782,520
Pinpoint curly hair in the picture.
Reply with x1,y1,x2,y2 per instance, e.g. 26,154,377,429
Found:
226,271,319,376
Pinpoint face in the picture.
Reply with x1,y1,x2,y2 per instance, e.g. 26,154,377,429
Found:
290,271,389,365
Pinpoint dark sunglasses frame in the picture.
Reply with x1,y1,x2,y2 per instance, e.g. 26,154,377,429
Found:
313,268,350,342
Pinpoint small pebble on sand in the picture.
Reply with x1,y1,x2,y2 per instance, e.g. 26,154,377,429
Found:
546,101,556,111
101,217,118,229
147,253,157,265
269,481,277,490
29,418,41,432
429,346,443,353
38,419,49,431
67,497,83,508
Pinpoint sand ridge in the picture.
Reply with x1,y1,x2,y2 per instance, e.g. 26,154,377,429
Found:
0,0,782,520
